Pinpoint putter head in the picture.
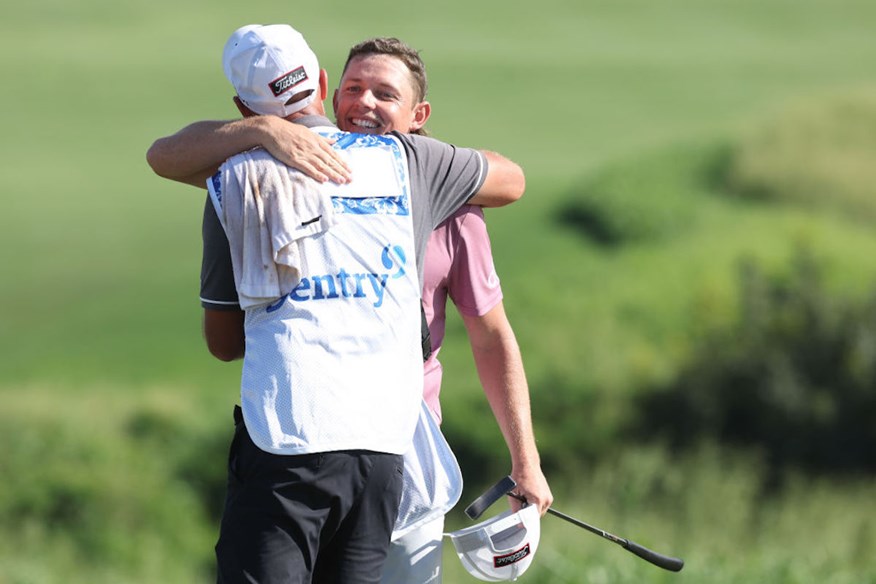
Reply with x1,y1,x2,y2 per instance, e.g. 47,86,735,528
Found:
464,475,517,520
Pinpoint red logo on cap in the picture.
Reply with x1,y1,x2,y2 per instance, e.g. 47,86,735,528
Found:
270,66,308,97
493,543,531,568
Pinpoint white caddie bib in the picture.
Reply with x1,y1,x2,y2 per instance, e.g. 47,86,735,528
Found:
215,130,424,456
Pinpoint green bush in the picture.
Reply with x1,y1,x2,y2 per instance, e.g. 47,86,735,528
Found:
634,247,876,478
724,89,876,220
0,391,220,583
443,378,635,486
556,142,728,245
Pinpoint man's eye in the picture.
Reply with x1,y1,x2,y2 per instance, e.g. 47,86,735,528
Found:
345,86,361,94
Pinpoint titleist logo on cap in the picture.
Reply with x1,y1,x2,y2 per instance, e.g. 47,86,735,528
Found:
270,66,308,96
493,543,531,567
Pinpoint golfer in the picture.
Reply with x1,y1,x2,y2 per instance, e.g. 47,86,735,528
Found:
335,37,553,584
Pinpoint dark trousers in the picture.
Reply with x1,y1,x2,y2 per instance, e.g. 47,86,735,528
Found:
216,406,404,584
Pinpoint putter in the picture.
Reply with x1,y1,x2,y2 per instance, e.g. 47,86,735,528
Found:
465,476,685,573
463,475,517,520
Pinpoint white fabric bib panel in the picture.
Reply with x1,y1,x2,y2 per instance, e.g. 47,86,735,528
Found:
393,400,463,541
236,131,423,456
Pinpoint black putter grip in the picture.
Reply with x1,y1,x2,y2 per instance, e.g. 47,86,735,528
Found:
464,476,517,519
622,539,685,572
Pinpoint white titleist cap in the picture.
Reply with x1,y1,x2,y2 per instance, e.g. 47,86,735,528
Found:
222,24,320,117
447,505,541,581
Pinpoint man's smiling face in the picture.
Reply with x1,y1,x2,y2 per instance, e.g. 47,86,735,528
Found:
333,54,427,135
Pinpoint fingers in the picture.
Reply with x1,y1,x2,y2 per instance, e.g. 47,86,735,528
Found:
284,153,350,184
509,472,554,517
508,490,536,514
263,120,352,184
285,140,351,184
530,490,554,516
291,161,332,184
316,137,352,183
511,489,552,516
508,493,525,513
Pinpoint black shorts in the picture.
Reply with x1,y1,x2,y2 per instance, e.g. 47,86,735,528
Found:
215,406,404,584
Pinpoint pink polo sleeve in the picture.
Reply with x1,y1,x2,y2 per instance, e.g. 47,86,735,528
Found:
421,206,504,421
446,206,503,317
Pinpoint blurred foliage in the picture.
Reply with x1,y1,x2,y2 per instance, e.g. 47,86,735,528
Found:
724,89,876,221
441,90,876,506
634,246,876,481
0,392,220,583
443,443,876,584
555,141,729,245
443,381,636,487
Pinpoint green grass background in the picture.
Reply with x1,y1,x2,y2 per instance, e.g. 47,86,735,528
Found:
2,0,876,582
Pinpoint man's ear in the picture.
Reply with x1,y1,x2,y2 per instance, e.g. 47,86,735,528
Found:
233,96,257,118
319,69,329,101
409,101,432,132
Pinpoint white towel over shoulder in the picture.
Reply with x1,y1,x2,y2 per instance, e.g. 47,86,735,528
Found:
207,148,336,309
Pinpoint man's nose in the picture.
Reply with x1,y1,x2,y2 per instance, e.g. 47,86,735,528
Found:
356,90,377,108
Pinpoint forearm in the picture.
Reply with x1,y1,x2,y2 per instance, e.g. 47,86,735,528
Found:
462,305,553,512
469,321,541,471
468,150,525,208
146,119,268,187
203,309,245,361
146,117,350,188
462,305,542,471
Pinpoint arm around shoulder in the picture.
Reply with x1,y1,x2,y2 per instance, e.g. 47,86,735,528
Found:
146,119,254,188
146,116,350,189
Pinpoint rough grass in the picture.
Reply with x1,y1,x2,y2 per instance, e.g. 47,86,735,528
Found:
441,445,876,584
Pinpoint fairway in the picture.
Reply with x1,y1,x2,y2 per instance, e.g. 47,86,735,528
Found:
2,0,876,582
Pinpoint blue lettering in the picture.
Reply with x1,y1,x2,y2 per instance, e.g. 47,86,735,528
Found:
261,244,408,313
382,244,407,279
337,268,352,297
290,277,311,301
311,274,339,300
352,273,368,298
367,273,389,307
266,296,285,313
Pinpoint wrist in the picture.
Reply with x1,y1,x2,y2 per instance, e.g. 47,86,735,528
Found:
511,457,542,476
245,115,276,146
